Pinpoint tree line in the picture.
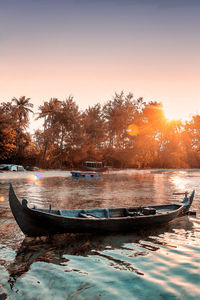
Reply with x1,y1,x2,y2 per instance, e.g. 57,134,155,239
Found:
0,92,200,169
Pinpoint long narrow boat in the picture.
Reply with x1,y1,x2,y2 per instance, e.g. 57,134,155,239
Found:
9,184,195,237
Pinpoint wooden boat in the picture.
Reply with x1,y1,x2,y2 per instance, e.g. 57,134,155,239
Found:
80,161,108,172
9,184,195,237
71,170,100,178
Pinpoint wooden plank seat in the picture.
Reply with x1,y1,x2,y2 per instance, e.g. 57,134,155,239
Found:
57,208,110,219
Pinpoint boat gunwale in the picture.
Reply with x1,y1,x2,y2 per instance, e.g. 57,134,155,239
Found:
25,203,184,221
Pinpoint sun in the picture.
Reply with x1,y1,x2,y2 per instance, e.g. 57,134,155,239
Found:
163,106,189,122
164,110,181,121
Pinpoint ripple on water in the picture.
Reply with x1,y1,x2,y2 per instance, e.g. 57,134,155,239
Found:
2,232,200,300
0,244,16,262
1,169,200,299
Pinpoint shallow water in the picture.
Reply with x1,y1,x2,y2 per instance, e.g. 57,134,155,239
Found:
0,169,200,299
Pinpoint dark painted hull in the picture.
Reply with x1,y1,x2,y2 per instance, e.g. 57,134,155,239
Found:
9,185,195,237
71,171,100,178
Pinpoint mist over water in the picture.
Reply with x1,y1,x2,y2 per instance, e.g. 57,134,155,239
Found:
0,169,200,299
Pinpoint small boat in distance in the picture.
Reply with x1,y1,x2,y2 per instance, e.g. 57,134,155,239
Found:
9,184,195,237
71,170,100,178
25,166,39,171
80,161,108,172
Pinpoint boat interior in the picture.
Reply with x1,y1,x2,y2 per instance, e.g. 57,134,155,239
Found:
32,204,180,219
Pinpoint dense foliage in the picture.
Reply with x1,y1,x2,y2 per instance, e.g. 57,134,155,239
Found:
0,93,200,169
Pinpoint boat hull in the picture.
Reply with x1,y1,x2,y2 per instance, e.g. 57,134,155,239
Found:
71,171,100,178
16,205,183,237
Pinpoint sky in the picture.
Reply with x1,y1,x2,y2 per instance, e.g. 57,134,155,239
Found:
0,0,200,130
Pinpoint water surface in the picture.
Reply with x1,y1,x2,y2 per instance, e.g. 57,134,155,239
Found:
0,169,199,299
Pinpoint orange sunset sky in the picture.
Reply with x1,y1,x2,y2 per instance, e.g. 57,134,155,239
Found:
0,0,200,130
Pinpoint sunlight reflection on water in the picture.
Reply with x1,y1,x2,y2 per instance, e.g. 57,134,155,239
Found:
0,169,200,299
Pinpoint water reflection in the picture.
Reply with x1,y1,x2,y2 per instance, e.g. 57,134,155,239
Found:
0,169,200,299
5,216,193,282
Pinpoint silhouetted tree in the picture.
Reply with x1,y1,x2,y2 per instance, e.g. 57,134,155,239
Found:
183,116,200,167
11,96,33,162
81,103,106,161
2,92,200,169
0,106,16,160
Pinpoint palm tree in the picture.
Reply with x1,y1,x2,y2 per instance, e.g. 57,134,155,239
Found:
12,96,33,128
0,106,16,160
11,96,34,162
